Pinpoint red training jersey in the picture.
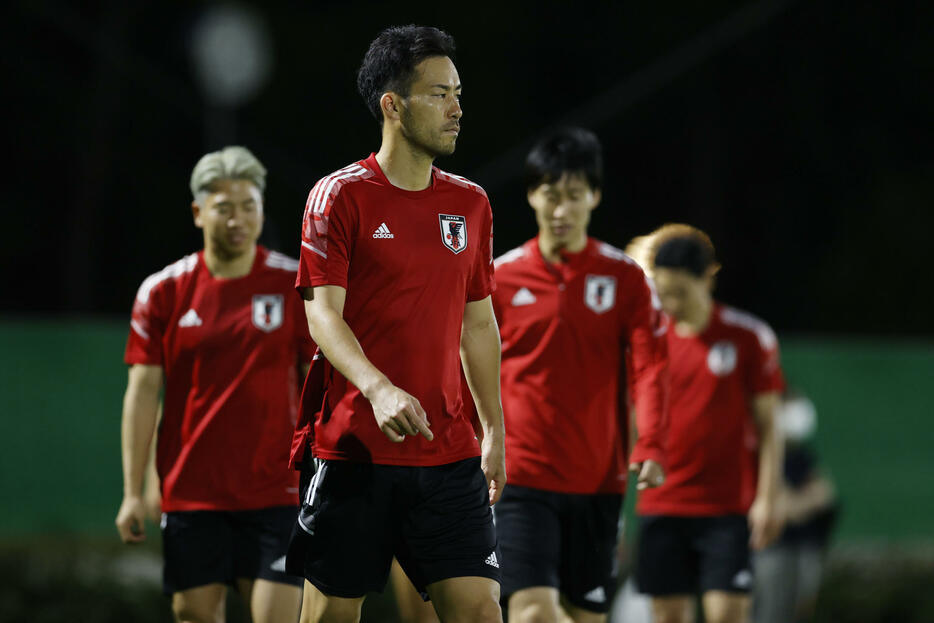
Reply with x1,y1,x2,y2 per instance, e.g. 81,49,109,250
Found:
124,246,314,512
493,238,668,494
637,302,785,516
292,154,495,467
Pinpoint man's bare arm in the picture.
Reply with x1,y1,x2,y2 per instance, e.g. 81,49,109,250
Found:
115,364,163,543
460,296,506,504
302,285,431,442
749,391,785,549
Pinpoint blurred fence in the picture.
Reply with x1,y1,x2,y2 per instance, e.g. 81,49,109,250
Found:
0,318,932,542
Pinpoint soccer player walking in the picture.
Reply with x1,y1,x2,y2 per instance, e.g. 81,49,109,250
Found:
492,127,669,623
116,146,312,623
627,224,785,623
285,26,505,623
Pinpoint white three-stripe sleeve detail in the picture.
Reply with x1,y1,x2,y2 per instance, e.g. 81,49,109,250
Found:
312,166,366,214
302,240,327,258
130,319,150,340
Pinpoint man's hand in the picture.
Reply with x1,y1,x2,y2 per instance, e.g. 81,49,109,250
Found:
480,434,506,505
115,496,148,544
368,381,433,443
748,494,784,550
629,459,665,490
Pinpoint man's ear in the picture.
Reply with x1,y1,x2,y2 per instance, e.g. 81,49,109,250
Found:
591,188,602,210
380,92,402,123
191,201,203,228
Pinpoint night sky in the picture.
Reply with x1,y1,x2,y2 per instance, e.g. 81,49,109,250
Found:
4,0,932,335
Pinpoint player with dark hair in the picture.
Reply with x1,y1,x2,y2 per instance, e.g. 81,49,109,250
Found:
492,127,669,623
626,224,785,623
116,146,312,623
285,25,505,623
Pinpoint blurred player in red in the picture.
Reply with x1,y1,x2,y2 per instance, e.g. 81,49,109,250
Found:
626,224,785,623
492,127,669,623
285,26,505,623
116,146,313,623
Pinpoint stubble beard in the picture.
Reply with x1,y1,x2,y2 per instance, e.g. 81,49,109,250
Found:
401,111,456,159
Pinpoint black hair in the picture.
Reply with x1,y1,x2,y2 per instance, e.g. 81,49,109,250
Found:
654,236,716,277
524,126,604,192
356,25,456,124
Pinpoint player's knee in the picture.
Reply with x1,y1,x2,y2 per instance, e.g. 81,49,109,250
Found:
300,599,362,623
651,605,692,623
510,600,558,623
172,599,221,623
444,596,502,623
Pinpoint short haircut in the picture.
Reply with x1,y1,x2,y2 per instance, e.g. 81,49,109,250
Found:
525,126,604,192
189,146,267,201
626,224,719,277
356,25,456,124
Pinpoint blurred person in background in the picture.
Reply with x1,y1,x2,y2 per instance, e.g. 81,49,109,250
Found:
116,146,313,623
625,224,785,623
753,391,838,623
285,25,504,623
491,127,669,623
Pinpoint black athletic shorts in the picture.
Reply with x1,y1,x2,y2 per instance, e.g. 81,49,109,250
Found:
286,455,501,599
161,505,302,595
493,484,623,613
636,515,753,596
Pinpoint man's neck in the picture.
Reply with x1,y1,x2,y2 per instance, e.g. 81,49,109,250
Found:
203,244,256,279
538,232,587,264
375,131,434,191
675,298,713,336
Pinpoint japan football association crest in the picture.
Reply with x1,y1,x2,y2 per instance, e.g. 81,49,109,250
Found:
252,295,284,332
707,340,738,376
584,275,617,314
438,214,468,254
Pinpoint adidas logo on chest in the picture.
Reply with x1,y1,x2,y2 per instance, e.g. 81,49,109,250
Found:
372,223,394,239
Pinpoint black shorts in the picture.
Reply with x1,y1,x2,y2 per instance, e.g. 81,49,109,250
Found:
286,455,501,599
161,505,302,595
493,484,623,613
636,515,753,596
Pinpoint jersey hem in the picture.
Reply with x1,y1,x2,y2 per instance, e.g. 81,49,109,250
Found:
636,503,750,516
162,498,300,513
507,473,628,495
312,446,480,467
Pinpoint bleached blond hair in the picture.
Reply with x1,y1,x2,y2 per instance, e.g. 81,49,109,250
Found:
189,146,267,202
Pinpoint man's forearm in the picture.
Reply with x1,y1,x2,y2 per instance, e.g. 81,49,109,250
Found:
121,374,161,497
460,317,505,439
306,304,388,399
754,394,783,503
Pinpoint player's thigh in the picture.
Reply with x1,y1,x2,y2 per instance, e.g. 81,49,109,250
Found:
300,580,365,623
701,590,750,623
246,578,302,623
172,583,226,623
162,510,234,596
635,515,697,597
507,586,562,623
561,493,622,614
650,595,696,623
493,484,563,599
426,575,502,623
286,458,396,598
696,516,753,595
561,602,607,623
232,506,303,591
399,458,500,600
390,558,439,623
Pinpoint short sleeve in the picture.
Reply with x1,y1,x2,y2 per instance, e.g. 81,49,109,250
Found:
291,291,315,363
750,323,785,395
296,184,355,292
124,284,166,366
466,202,495,302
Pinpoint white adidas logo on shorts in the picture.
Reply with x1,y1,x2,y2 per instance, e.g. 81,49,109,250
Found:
485,552,499,568
373,223,394,239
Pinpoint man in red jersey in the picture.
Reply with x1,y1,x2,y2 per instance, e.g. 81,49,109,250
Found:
492,127,668,623
626,224,785,623
116,146,313,623
284,26,505,623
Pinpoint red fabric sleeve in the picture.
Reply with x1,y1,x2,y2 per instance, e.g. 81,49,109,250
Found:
751,324,786,395
123,283,166,366
623,268,669,468
466,203,495,302
291,291,315,364
296,186,355,292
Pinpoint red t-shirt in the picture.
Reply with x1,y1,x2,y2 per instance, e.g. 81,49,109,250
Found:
493,238,668,494
291,154,495,467
124,246,314,512
637,302,785,516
